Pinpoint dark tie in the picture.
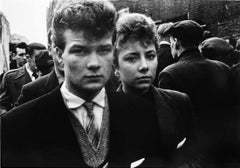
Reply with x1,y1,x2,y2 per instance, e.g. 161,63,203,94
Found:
32,71,38,79
83,101,99,148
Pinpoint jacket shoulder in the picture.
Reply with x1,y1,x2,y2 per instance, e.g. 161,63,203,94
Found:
23,74,48,90
156,87,189,101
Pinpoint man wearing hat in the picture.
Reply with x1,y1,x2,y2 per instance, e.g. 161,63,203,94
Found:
158,20,234,166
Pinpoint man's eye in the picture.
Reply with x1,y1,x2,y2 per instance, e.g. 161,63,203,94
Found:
70,48,88,55
98,47,113,55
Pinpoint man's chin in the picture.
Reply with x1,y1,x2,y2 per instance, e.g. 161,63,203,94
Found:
83,83,105,92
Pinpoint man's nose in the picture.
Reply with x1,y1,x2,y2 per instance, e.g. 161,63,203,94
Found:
87,52,101,70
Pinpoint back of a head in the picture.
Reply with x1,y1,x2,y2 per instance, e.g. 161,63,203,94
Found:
165,20,204,48
28,43,46,56
200,37,234,60
35,50,54,75
157,22,174,40
52,0,117,50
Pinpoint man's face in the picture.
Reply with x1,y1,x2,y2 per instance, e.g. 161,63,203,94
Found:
15,48,27,67
61,29,114,96
170,36,178,59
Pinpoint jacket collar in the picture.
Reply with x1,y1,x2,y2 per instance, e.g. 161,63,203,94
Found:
15,65,29,80
178,48,205,62
44,70,60,92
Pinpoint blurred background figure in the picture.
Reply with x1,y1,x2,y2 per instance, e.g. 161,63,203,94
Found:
158,20,233,167
35,49,54,76
0,42,46,113
153,22,175,86
199,37,234,67
200,37,240,67
12,42,28,69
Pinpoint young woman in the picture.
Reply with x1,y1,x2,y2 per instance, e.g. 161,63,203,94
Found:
113,12,199,167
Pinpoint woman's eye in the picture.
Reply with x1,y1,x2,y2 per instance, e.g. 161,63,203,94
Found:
125,55,137,62
146,53,156,60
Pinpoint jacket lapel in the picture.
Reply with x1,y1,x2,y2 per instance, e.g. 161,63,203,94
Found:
151,86,176,146
40,86,86,166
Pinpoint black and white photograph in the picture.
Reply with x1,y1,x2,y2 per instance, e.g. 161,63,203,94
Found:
0,0,240,167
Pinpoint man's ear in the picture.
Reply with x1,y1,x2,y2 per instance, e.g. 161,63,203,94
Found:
175,38,180,50
114,69,120,78
54,47,64,66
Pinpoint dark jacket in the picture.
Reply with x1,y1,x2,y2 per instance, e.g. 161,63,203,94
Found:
0,66,32,111
14,70,59,106
116,85,198,167
2,85,195,167
153,43,175,86
158,48,233,164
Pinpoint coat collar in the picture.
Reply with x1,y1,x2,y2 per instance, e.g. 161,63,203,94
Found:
44,70,59,92
178,48,205,62
14,65,30,80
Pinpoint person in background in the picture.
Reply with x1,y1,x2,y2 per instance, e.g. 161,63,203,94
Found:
199,37,234,67
158,20,234,167
35,50,54,76
153,22,175,86
14,0,65,107
0,42,46,112
114,13,198,167
12,42,28,69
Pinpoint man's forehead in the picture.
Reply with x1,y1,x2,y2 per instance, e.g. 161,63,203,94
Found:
16,48,26,53
63,29,113,45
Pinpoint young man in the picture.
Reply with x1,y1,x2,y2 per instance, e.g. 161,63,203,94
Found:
2,0,152,167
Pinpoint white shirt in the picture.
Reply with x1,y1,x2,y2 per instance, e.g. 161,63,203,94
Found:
60,81,105,131
159,41,170,46
25,63,36,81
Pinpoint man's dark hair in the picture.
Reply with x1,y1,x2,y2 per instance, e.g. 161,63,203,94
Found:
28,43,46,57
52,0,117,50
114,13,158,67
13,42,28,54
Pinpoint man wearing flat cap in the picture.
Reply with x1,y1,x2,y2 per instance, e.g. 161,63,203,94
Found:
158,20,234,166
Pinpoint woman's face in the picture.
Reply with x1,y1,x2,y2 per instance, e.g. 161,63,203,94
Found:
116,39,157,94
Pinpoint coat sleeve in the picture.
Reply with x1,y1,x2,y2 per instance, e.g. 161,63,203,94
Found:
0,73,12,112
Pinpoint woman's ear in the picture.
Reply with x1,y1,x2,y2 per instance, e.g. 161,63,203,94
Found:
114,69,120,77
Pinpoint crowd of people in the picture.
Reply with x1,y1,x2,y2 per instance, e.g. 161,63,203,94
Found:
0,0,240,167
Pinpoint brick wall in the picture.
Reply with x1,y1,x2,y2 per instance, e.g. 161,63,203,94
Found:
111,0,240,39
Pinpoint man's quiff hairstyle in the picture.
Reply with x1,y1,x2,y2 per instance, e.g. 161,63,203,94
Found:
52,0,117,50
114,13,159,67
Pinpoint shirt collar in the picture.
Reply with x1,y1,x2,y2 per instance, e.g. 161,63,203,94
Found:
159,41,170,45
25,63,35,81
60,81,105,109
